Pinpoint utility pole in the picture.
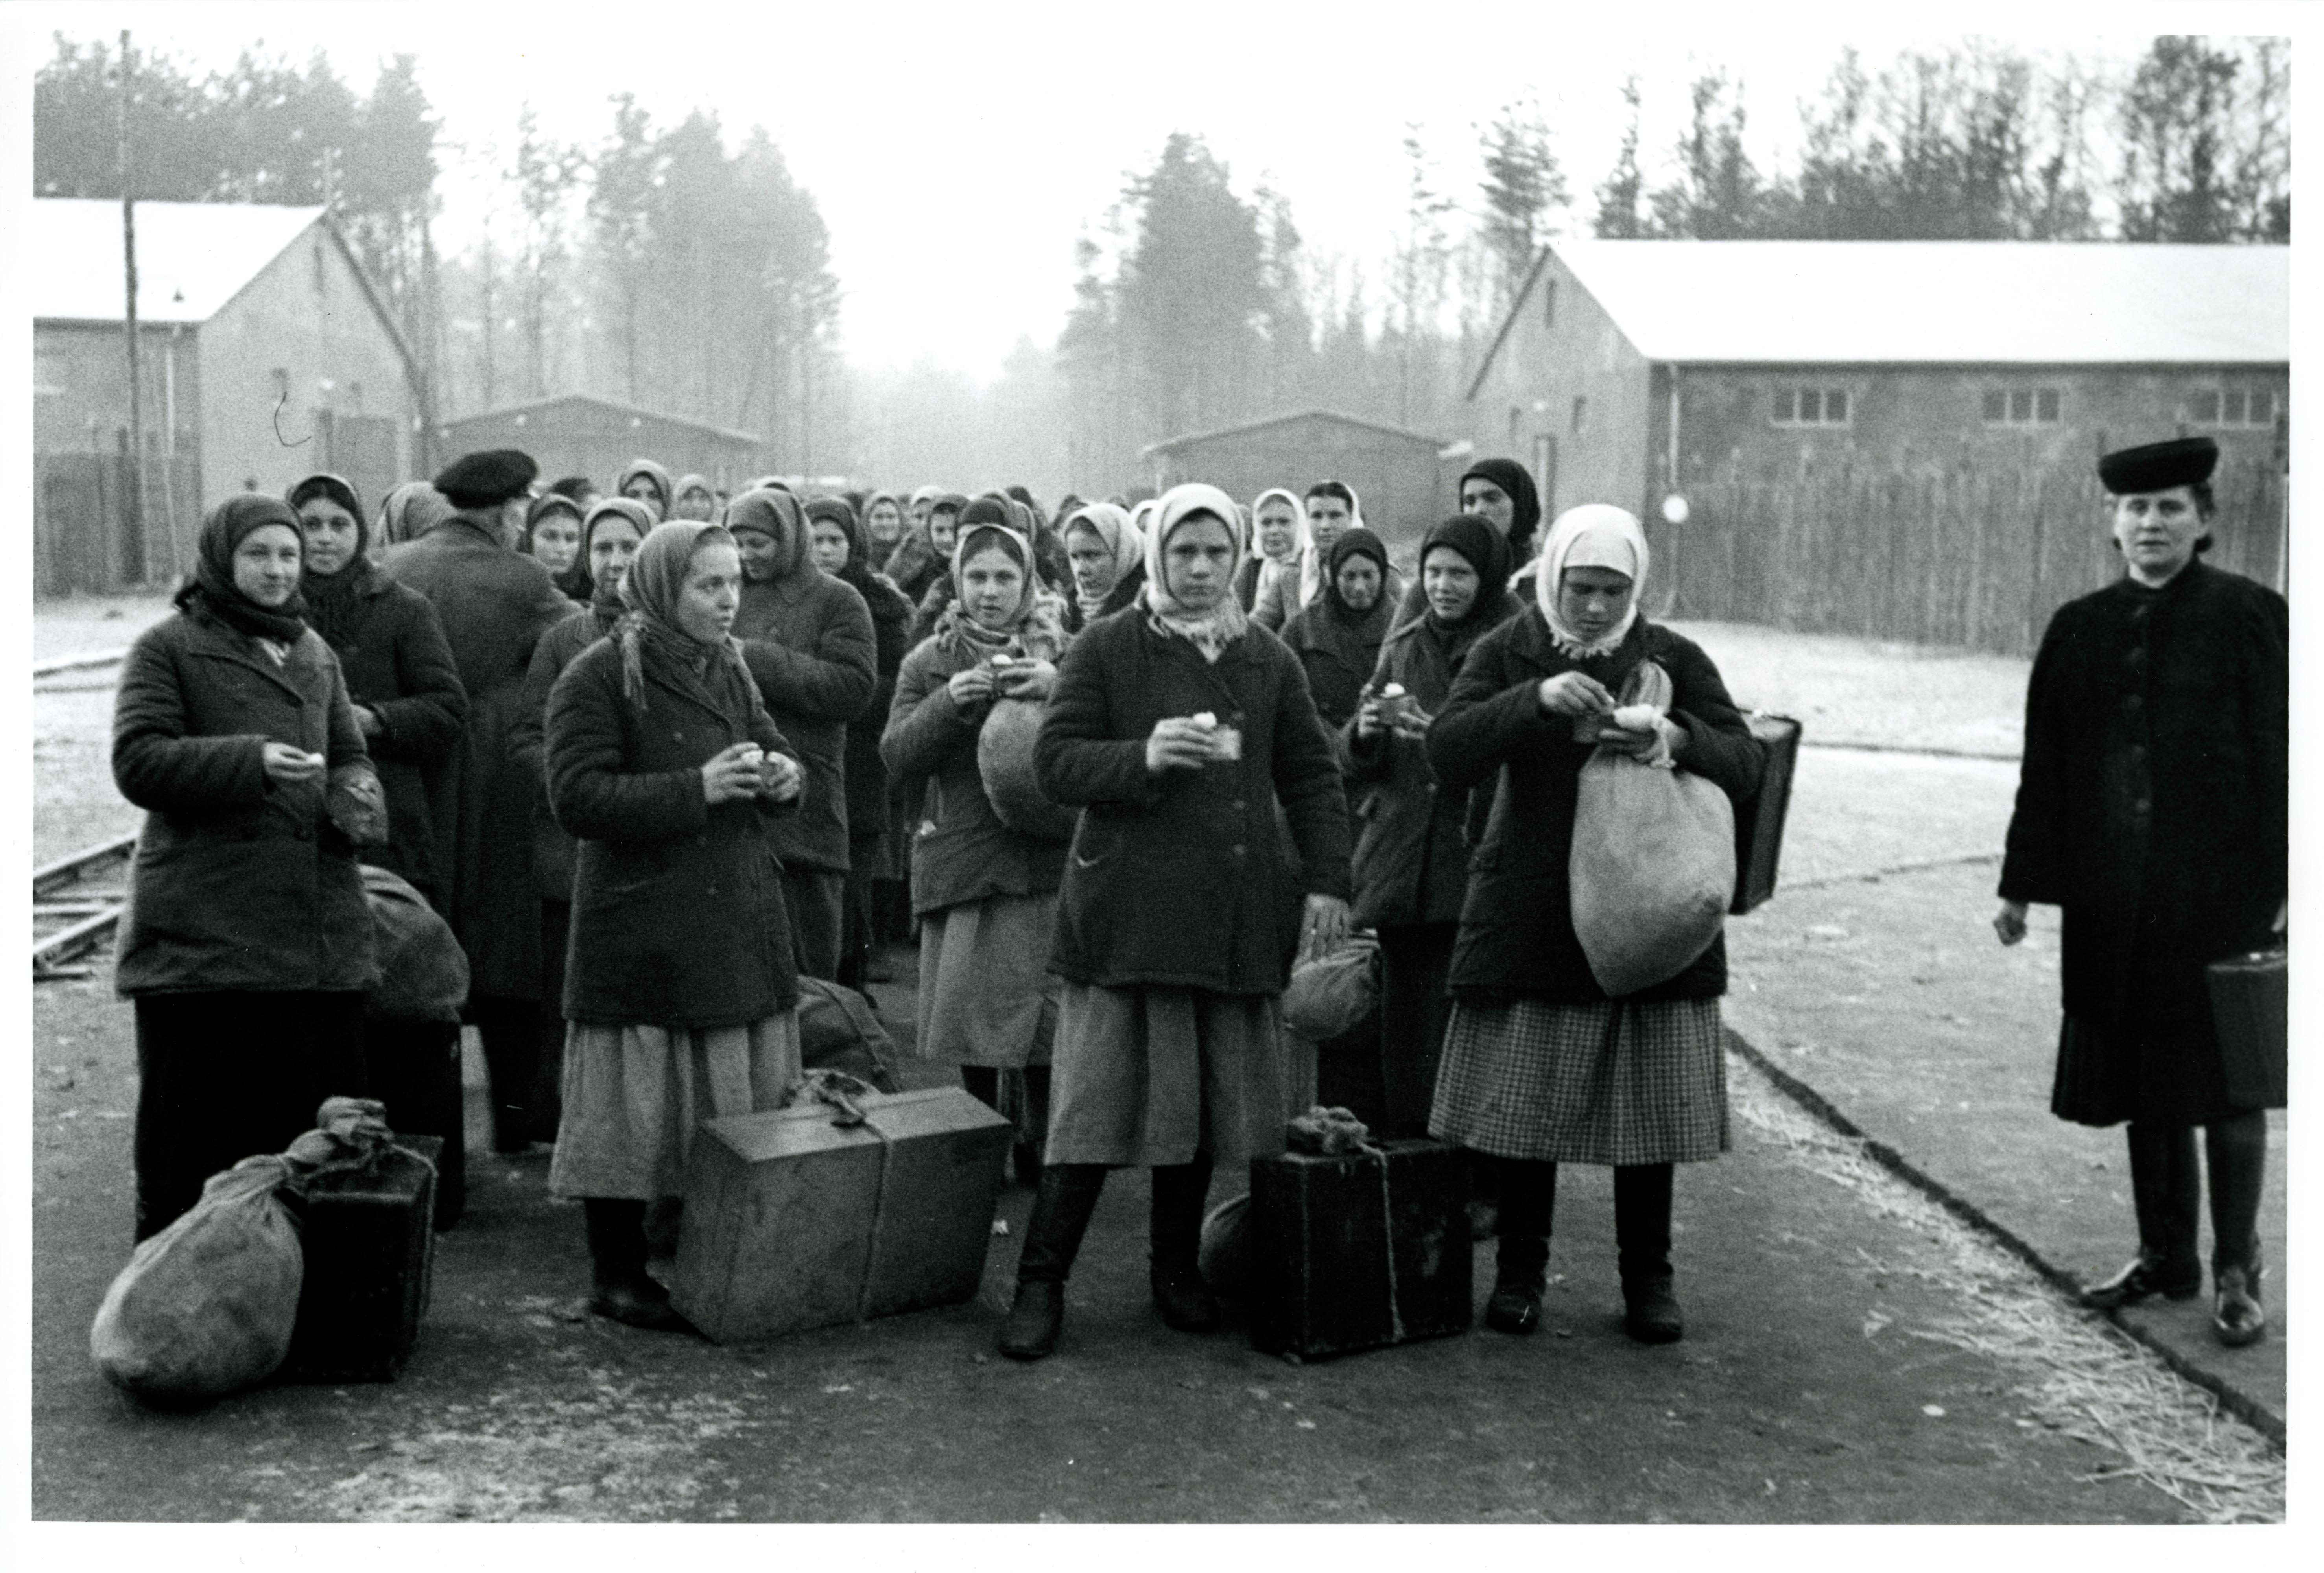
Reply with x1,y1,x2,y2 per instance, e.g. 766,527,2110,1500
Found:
119,29,149,584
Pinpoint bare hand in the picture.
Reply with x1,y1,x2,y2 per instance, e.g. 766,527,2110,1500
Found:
946,665,996,706
1354,696,1385,741
758,750,804,804
260,741,326,784
1994,900,2029,946
1389,702,1433,741
354,705,384,738
1536,672,1616,717
994,658,1056,702
702,742,765,805
1145,717,1214,774
1300,894,1352,961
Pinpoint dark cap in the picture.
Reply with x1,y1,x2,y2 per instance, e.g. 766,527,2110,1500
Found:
2097,436,2218,496
433,449,539,510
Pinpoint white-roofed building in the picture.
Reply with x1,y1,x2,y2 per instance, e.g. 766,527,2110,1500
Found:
1463,240,2287,651
32,198,423,593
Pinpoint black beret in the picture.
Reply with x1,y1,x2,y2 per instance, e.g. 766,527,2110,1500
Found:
2097,436,2218,496
433,449,539,510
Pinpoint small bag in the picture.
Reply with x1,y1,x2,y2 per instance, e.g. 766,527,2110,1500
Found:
2207,947,2287,1109
796,976,903,1093
977,694,1079,842
1730,712,1802,914
1281,933,1382,1042
360,864,469,1024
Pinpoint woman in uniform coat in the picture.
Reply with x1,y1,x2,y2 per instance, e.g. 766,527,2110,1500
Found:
1003,482,1353,1361
1996,436,2286,1348
112,496,387,1239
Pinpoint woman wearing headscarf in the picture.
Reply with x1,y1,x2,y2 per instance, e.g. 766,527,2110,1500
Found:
862,491,908,562
727,488,879,980
1234,488,1306,614
1342,515,1517,1138
615,459,675,522
1427,504,1763,1345
112,495,387,1240
670,475,719,523
882,510,1071,1154
287,473,468,906
376,481,455,556
907,492,1014,645
1277,526,1394,733
520,491,590,603
1059,502,1146,635
544,520,807,1328
1254,479,1390,633
1005,483,1353,1360
1392,458,1544,630
884,493,960,607
906,485,943,540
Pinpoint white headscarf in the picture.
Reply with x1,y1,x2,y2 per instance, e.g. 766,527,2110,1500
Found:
1297,481,1363,610
1142,483,1249,662
1534,503,1650,659
1062,502,1144,623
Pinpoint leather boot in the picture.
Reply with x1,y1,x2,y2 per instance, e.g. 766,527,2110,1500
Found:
1616,1164,1683,1344
1150,1155,1219,1331
584,1199,686,1331
2206,1113,2269,1347
1001,1163,1107,1360
1487,1156,1556,1334
2085,1123,2203,1308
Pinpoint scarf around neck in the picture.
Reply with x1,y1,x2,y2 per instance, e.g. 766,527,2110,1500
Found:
1142,483,1250,663
1534,504,1650,659
615,520,750,713
179,494,311,645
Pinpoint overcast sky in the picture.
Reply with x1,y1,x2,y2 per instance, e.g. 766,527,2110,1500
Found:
6,1,2286,379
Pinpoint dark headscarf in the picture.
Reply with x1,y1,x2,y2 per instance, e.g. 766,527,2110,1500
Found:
520,492,590,601
615,458,675,522
805,496,871,588
1413,513,1516,661
1459,457,1543,564
177,495,309,644
616,521,751,712
578,497,656,623
286,473,374,648
1321,527,1392,631
726,487,811,582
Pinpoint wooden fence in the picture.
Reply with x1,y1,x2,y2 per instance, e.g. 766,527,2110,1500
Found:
1647,462,2286,657
35,451,200,597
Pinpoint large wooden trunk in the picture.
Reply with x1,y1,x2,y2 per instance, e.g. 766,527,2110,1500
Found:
283,1135,441,1383
670,1087,1012,1344
1247,1138,1470,1360
1731,712,1802,915
2207,948,2287,1109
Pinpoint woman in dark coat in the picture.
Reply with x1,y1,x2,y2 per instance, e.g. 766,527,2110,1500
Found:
1002,483,1354,1361
287,473,468,907
113,496,388,1240
1058,502,1147,634
1278,526,1394,733
518,491,589,603
1342,514,1516,1138
1389,457,1541,630
728,489,879,980
615,458,675,522
544,520,807,1328
1996,436,2286,1348
1428,504,1762,1344
885,492,962,607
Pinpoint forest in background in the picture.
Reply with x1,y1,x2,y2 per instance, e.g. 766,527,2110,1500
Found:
33,35,2288,502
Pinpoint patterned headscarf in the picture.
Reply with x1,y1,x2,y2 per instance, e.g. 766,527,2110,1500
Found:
1534,504,1650,659
615,521,751,711
936,516,1067,663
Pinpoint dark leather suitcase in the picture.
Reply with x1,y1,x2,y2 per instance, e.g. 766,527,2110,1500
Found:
282,1135,440,1383
360,1020,465,1230
1731,712,1802,914
1247,1138,1470,1359
2207,949,2287,1109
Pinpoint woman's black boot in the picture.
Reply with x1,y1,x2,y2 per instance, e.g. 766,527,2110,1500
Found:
2206,1113,2269,1348
1001,1163,1107,1360
1487,1157,1556,1335
1149,1155,1219,1331
584,1198,685,1331
2085,1122,2204,1308
1615,1164,1683,1344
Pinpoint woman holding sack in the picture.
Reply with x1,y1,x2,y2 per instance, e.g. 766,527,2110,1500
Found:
544,519,807,1329
112,496,389,1240
1005,483,1353,1361
1427,504,1762,1344
881,504,1072,1166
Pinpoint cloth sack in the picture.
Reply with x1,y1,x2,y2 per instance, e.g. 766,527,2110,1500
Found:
977,694,1079,842
796,977,903,1093
1569,662,1736,996
89,1154,305,1404
1281,936,1382,1043
360,864,470,1023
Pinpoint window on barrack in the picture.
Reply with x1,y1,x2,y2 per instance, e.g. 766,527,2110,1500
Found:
1981,387,2063,426
2186,387,2278,428
1772,386,1850,426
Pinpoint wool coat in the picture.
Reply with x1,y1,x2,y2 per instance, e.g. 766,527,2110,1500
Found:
308,569,467,902
1345,615,1500,931
2000,561,2287,1122
111,610,383,997
1428,610,1763,1004
1035,609,1352,996
544,634,804,1028
734,571,878,874
882,636,1069,915
510,602,620,899
1061,562,1147,636
843,572,917,848
1280,593,1392,731
381,516,575,998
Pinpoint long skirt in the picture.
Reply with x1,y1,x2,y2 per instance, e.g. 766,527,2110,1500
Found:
548,1011,802,1201
1047,982,1287,1169
1429,996,1728,1166
133,990,368,1241
915,892,1059,1068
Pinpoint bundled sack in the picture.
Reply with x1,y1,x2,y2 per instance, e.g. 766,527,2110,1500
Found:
1281,933,1382,1043
1569,661,1736,997
797,976,903,1093
360,864,468,1023
90,1154,305,1404
978,693,1079,842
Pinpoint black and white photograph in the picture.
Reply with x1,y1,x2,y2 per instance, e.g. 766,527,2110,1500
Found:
8,0,2302,1539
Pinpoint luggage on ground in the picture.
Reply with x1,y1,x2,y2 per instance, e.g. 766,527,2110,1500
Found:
1730,712,1801,914
281,1100,441,1383
2207,947,2288,1109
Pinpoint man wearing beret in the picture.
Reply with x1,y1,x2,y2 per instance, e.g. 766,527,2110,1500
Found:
384,449,578,1154
1995,435,2285,1349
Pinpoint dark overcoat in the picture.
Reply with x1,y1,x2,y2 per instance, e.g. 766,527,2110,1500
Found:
843,572,917,850
111,610,382,996
382,516,574,998
1035,609,1352,996
544,635,803,1028
509,603,619,899
2000,561,2288,1124
1280,597,1391,731
1428,611,1763,1005
734,571,878,875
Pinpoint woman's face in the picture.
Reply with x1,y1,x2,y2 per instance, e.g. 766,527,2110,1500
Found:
1334,554,1383,612
233,523,304,608
910,497,933,533
1255,499,1300,559
1162,513,1237,610
867,500,903,545
809,518,851,575
529,512,582,574
732,526,783,582
673,487,718,523
960,543,1026,630
675,542,744,644
588,518,642,595
1064,525,1118,599
1460,478,1515,531
296,497,361,578
1556,565,1635,644
928,508,959,554
1422,546,1481,623
622,475,664,513
1305,493,1352,552
2111,486,2206,581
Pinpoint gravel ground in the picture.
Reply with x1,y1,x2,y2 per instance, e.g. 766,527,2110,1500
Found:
1669,620,2029,757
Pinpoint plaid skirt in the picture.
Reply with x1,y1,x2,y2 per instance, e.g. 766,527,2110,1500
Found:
1429,996,1729,1165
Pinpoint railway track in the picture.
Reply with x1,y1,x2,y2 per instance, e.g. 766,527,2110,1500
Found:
33,833,136,980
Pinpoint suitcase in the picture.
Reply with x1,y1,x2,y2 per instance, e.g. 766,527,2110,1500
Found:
360,1019,465,1230
1247,1137,1471,1359
670,1086,1013,1344
2208,948,2287,1109
1730,712,1802,914
282,1134,441,1383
